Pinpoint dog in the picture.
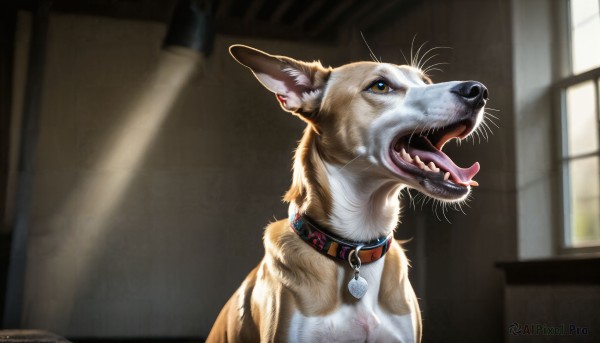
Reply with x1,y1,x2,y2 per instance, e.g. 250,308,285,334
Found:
206,45,487,343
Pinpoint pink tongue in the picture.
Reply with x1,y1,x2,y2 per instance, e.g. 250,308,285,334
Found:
408,147,480,185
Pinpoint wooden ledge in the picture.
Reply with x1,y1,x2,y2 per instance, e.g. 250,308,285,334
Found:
0,330,71,343
495,255,600,285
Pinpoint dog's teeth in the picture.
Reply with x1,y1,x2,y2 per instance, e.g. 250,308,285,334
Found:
428,162,439,173
422,165,431,172
469,180,479,187
444,172,450,181
414,156,426,169
401,148,413,163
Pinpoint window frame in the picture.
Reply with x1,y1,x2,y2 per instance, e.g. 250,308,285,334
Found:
555,0,600,254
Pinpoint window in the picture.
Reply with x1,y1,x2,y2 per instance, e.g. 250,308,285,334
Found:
569,0,600,74
559,0,600,249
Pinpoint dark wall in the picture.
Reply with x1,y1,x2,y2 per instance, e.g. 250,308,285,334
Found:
0,4,17,326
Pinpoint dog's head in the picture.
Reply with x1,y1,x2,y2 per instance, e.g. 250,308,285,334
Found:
230,45,487,203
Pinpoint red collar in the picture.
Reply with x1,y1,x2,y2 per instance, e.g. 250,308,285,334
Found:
289,211,393,264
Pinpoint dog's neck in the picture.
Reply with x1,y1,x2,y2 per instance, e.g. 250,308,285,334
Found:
285,127,403,242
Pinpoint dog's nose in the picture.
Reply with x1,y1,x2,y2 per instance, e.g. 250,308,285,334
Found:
450,81,488,109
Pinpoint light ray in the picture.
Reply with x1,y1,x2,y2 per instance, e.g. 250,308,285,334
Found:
44,47,202,328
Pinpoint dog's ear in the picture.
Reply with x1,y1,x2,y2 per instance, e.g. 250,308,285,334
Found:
229,45,330,118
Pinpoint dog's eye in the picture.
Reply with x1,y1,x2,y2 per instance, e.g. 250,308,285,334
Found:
367,80,393,94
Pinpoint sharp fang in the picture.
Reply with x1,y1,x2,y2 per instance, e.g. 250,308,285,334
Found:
469,180,479,187
414,156,426,169
444,172,450,181
401,148,413,163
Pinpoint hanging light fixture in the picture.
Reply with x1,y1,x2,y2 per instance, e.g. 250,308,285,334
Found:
163,0,218,56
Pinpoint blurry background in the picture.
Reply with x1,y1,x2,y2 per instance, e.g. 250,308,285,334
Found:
0,0,598,342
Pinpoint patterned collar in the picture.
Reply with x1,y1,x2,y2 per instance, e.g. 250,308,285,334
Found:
289,210,394,264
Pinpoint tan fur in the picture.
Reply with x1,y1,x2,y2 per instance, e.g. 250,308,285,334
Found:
378,241,415,315
206,220,418,342
283,127,333,223
318,64,385,166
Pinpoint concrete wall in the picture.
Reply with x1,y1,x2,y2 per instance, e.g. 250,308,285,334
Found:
18,13,345,337
360,0,518,341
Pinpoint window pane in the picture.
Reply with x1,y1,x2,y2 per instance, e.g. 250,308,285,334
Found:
570,0,600,73
568,156,600,246
566,81,598,156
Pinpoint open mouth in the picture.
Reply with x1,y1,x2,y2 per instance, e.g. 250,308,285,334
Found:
390,119,480,199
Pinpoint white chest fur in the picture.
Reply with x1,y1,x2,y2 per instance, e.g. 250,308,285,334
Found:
286,261,416,343
324,161,403,243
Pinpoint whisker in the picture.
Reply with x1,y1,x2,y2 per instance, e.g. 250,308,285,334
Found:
441,201,451,223
460,201,466,214
338,154,361,172
433,201,442,222
415,194,425,211
423,196,431,210
405,188,415,209
400,49,411,66
423,62,450,74
474,130,481,144
484,117,496,130
477,122,488,137
408,125,421,145
359,165,373,173
424,68,444,74
485,116,500,128
415,193,425,210
481,120,495,135
480,126,490,141
410,35,418,68
412,40,428,68
484,113,500,122
416,46,451,70
360,31,381,63
418,53,439,71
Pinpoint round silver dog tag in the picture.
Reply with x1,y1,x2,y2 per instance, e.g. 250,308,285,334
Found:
348,275,368,299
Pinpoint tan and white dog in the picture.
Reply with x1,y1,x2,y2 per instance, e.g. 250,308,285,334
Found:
206,45,487,343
